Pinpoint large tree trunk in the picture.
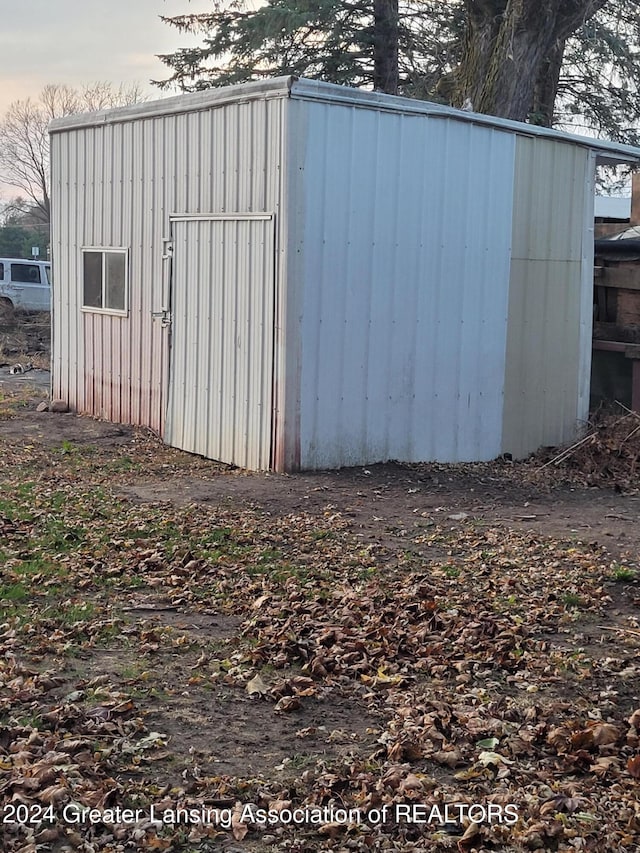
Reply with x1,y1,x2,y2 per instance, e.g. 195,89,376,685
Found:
373,0,399,94
452,0,608,121
530,38,566,126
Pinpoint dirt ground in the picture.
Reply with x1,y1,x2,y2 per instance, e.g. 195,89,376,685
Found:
2,314,640,852
0,308,637,563
2,390,639,563
0,308,50,364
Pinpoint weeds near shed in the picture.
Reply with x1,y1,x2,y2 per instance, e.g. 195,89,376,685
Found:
611,564,636,581
0,581,29,603
0,389,31,419
561,591,583,608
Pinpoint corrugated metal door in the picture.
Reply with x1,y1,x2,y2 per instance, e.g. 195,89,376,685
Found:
164,214,275,469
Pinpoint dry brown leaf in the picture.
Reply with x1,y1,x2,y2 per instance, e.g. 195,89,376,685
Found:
274,696,301,712
318,822,347,837
432,748,464,768
246,673,269,696
457,820,480,848
231,803,248,841
592,722,620,746
570,729,594,751
268,799,292,812
38,785,70,804
399,772,425,792
145,836,172,850
627,755,640,778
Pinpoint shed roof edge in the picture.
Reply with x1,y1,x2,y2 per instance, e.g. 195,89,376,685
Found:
289,79,640,165
48,75,640,164
48,76,296,132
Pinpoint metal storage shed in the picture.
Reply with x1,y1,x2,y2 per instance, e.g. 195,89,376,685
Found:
49,77,640,472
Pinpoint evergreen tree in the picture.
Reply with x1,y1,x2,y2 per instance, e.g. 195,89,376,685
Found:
155,0,640,141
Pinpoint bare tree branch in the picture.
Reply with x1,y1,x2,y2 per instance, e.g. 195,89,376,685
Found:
0,83,146,227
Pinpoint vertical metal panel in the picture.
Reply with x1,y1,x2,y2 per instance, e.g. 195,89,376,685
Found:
51,96,286,444
290,100,516,468
165,217,274,470
502,138,589,458
577,151,597,426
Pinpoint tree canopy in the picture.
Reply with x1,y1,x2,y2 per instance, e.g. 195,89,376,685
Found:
156,0,640,142
0,199,49,259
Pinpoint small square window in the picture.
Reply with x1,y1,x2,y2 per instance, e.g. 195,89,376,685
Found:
82,248,128,314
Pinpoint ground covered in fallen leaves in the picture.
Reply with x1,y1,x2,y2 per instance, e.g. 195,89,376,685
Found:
1,389,640,852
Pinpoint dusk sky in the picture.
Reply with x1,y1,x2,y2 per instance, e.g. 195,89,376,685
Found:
0,0,216,113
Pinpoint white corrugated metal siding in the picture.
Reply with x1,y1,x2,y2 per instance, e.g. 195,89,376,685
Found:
51,78,639,472
288,99,516,468
165,215,275,469
51,90,287,447
501,137,591,458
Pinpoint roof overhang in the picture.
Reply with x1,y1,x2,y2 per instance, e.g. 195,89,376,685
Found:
288,79,640,167
48,76,640,167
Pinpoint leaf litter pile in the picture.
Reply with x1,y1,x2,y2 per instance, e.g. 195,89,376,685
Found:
534,406,640,493
1,397,640,851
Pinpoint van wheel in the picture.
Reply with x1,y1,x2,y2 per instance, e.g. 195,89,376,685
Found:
0,297,14,319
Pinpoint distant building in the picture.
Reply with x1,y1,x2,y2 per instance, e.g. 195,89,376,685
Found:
595,195,631,222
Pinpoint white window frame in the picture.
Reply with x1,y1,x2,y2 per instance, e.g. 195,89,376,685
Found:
81,247,129,316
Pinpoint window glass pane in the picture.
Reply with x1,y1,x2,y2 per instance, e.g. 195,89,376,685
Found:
83,252,103,308
45,266,51,285
11,263,41,283
105,252,126,311
0,263,4,278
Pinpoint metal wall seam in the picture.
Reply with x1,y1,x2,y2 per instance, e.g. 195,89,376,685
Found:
275,96,300,472
577,151,597,428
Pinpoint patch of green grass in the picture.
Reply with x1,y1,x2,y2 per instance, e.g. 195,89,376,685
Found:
611,565,636,582
204,527,233,545
244,557,330,586
91,623,127,646
257,547,281,564
15,713,42,728
0,582,29,602
103,456,138,473
0,496,34,522
58,439,77,455
443,565,460,578
111,574,148,590
0,389,35,419
561,592,582,608
40,521,85,553
311,529,333,541
12,556,56,578
276,753,317,772
353,565,377,581
119,661,149,681
15,482,36,498
55,602,98,624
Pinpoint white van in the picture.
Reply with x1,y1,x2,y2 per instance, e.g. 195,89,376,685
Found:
0,258,51,312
